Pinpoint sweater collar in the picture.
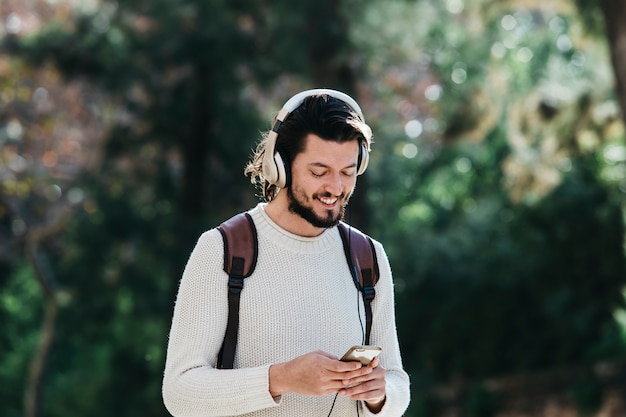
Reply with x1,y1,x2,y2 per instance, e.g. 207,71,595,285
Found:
249,203,340,254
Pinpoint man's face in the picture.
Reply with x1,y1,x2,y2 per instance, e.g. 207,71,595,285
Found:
287,134,360,229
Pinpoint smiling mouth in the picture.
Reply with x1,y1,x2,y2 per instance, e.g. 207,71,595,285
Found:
319,196,338,206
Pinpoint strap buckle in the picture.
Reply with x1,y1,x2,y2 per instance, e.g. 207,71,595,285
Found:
363,286,375,303
228,275,244,294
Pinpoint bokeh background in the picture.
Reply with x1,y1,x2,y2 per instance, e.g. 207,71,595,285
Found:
1,0,626,416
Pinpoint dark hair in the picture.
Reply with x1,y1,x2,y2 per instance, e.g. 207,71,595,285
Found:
245,94,372,201
276,95,368,164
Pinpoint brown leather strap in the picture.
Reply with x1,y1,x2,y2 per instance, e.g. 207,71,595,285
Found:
337,222,379,345
219,213,258,278
216,213,257,369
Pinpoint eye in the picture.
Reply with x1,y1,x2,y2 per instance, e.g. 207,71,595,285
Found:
311,170,325,177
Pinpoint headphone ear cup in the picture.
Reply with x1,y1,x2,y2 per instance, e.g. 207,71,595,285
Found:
273,151,290,189
357,141,369,175
262,131,280,186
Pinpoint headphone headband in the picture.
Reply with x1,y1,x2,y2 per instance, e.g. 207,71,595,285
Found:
275,89,364,124
262,88,369,189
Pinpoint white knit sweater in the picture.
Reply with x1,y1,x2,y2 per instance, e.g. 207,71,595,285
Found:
162,204,410,417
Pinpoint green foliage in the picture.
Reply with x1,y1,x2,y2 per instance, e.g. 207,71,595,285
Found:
39,171,192,416
0,263,43,417
358,1,626,414
385,135,626,414
2,0,626,416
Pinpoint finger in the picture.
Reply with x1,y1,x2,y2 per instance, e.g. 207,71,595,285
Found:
339,382,385,402
327,359,364,374
344,362,384,384
341,372,374,388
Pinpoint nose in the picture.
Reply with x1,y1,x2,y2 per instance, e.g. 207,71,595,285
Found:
325,172,343,196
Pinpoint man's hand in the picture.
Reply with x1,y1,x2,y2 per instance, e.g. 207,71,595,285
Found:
268,350,374,397
338,357,386,412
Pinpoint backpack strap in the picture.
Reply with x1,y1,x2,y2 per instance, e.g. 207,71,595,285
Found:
337,222,380,345
216,212,257,369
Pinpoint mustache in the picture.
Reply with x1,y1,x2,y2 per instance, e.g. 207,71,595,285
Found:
316,191,345,199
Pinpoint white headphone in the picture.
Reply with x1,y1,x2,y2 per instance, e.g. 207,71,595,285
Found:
261,88,370,189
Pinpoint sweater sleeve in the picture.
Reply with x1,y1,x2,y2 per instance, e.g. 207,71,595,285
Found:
361,240,411,417
162,230,280,417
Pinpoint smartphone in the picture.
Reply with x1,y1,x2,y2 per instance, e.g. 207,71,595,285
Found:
340,345,382,365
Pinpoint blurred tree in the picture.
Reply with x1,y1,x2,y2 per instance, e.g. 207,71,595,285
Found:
0,47,110,416
4,0,263,413
352,0,626,415
2,0,373,416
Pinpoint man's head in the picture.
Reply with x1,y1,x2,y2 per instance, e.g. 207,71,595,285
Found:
285,133,360,228
245,89,373,203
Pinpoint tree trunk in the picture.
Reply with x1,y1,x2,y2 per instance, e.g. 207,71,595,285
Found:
24,294,57,417
24,243,59,417
21,205,69,417
180,64,212,220
600,0,626,128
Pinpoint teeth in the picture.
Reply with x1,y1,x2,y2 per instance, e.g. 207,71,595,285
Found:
320,197,337,205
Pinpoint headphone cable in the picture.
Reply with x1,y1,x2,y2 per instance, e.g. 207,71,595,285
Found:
327,207,366,417
326,393,339,417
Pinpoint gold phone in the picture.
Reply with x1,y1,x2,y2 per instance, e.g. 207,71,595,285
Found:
340,345,382,365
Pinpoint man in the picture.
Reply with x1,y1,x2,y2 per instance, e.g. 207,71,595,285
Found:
162,89,410,417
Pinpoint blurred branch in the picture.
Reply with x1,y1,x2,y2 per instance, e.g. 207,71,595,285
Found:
24,296,57,417
600,0,626,129
21,202,71,417
24,203,72,296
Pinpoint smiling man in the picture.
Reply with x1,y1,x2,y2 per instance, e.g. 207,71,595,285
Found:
162,89,410,417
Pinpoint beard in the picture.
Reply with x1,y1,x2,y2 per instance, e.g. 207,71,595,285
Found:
287,185,350,229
